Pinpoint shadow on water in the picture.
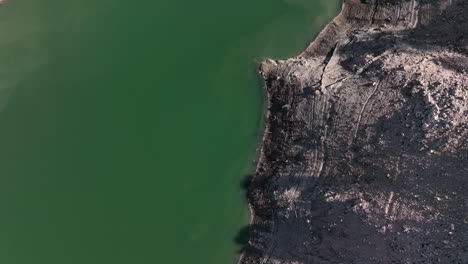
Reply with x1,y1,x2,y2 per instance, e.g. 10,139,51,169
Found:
240,174,254,192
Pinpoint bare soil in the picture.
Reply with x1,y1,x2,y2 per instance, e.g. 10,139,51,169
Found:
239,0,468,263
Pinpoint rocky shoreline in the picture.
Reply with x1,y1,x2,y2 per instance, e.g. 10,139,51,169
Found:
239,0,468,263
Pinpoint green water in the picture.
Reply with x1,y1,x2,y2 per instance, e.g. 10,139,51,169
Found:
0,1,340,263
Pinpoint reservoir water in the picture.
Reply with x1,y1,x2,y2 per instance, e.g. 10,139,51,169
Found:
0,1,340,263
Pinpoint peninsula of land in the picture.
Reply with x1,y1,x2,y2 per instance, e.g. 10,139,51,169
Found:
240,0,468,263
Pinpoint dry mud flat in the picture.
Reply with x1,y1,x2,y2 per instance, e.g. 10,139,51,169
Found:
240,0,468,263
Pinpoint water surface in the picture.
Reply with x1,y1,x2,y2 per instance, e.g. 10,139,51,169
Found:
0,1,340,263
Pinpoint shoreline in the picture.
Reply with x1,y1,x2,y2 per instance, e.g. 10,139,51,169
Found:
240,0,468,263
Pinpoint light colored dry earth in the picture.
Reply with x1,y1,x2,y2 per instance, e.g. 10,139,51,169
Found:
240,0,468,263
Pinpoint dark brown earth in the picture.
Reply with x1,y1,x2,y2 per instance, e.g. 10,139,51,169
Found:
238,0,468,263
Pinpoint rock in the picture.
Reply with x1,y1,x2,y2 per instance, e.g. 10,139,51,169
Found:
240,0,468,263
